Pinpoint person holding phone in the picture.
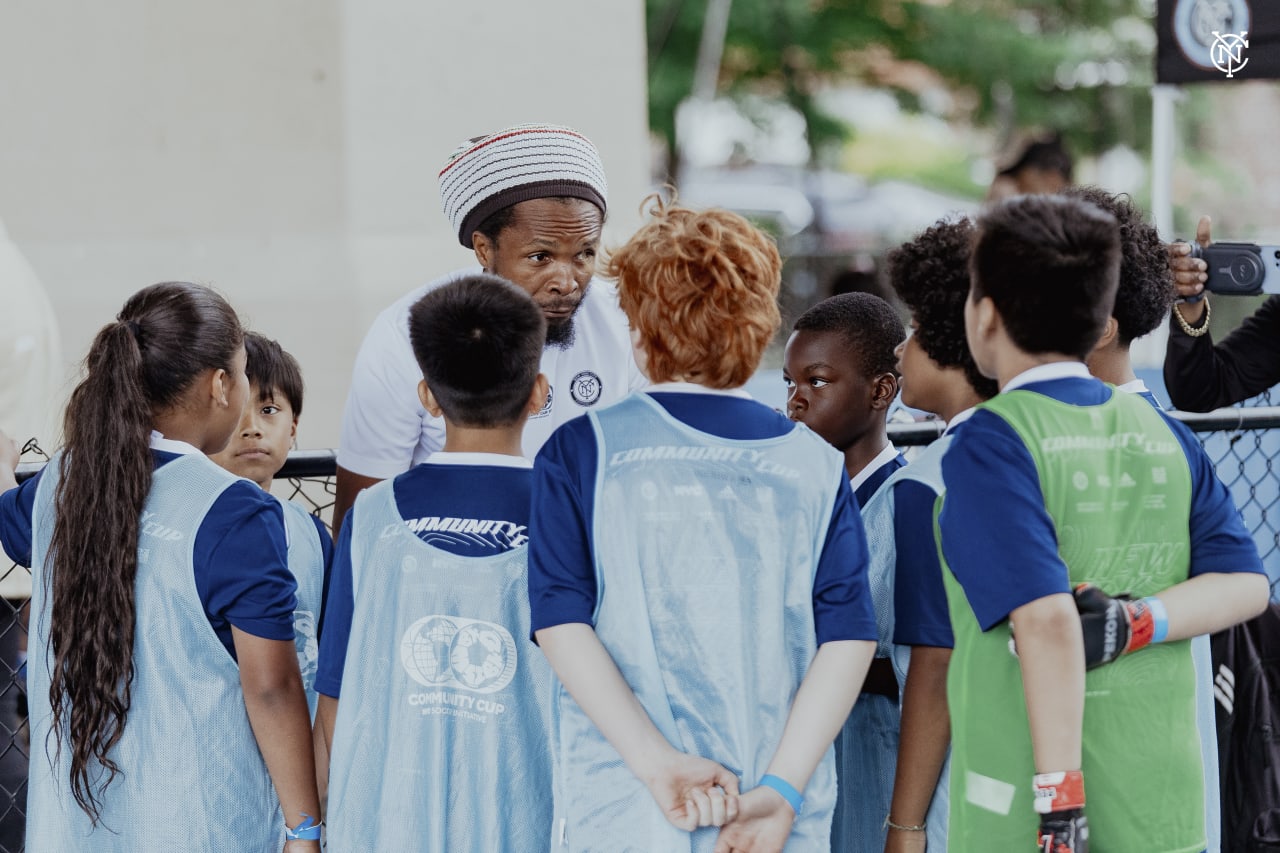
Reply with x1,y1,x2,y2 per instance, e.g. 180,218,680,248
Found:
1165,216,1280,411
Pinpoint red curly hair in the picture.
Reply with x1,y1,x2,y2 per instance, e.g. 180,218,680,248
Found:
605,196,781,388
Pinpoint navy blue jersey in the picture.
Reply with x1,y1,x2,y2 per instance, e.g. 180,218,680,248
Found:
306,511,335,621
306,512,335,569
854,451,907,508
891,477,953,648
529,390,877,646
0,450,296,657
314,455,532,698
939,372,1265,631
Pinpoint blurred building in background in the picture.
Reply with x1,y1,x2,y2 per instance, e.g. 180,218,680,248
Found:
0,1,651,450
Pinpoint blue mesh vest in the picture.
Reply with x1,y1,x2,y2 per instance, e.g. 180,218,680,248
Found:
858,434,954,852
325,478,553,853
277,497,324,717
552,393,844,852
26,453,282,853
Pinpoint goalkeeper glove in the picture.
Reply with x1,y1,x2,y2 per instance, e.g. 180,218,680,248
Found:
1073,583,1166,669
1033,770,1088,853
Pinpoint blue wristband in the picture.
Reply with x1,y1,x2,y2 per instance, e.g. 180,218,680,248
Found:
285,813,323,841
758,774,803,816
1143,597,1169,644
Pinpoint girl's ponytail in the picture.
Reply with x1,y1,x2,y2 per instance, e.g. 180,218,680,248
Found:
45,283,242,822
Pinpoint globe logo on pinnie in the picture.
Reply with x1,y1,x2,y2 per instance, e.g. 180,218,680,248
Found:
400,615,518,693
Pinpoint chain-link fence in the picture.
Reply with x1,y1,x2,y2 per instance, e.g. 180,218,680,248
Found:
0,447,337,850
2,411,1278,848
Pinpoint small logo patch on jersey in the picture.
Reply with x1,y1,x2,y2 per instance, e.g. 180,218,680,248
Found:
532,384,553,419
570,371,602,406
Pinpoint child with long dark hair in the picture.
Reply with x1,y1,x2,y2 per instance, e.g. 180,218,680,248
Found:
0,282,321,852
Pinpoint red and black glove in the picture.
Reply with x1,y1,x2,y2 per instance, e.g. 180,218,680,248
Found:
1033,770,1088,853
1073,583,1155,669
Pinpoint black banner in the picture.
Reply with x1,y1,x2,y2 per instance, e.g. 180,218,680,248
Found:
1156,0,1280,83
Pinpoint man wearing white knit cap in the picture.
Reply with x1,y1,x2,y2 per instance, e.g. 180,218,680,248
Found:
331,123,645,532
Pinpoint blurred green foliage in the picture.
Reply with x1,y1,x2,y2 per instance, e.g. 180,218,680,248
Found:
648,0,1157,177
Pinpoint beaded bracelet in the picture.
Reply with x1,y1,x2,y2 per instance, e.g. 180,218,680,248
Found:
884,815,927,832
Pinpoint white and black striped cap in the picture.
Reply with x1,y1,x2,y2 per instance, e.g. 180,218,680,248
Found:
438,123,608,248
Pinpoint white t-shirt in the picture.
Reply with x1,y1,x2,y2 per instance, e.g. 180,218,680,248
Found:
338,269,646,478
0,219,63,446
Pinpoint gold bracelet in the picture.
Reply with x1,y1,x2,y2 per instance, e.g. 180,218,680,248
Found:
884,816,927,832
1172,298,1211,338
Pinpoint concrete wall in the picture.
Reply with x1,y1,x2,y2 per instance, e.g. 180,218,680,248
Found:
0,0,651,449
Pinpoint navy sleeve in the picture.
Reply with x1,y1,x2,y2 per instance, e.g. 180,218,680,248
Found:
1161,414,1266,577
938,411,1071,630
314,508,355,699
0,470,41,567
812,474,878,644
310,512,335,568
891,479,953,648
528,420,599,638
310,513,335,639
195,481,297,643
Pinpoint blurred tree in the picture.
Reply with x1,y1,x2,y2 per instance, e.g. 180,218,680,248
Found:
648,0,1156,180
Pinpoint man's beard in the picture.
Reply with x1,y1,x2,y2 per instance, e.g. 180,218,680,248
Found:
542,283,589,350
545,314,577,350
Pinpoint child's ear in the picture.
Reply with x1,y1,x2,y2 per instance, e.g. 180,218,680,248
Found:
526,373,551,416
1092,317,1120,354
972,295,998,345
418,380,444,418
871,372,899,410
210,368,231,409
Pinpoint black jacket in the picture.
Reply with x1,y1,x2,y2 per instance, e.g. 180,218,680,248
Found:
1165,295,1280,411
1213,603,1280,852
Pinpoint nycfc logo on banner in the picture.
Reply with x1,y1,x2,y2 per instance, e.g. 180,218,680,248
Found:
400,615,518,693
1211,30,1249,76
532,384,553,419
1173,0,1251,73
570,371,602,406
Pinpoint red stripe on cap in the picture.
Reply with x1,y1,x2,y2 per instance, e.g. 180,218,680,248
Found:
438,126,592,178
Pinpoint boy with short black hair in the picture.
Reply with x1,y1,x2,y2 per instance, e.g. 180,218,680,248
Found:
1063,185,1223,851
785,292,906,506
210,331,330,714
856,216,999,853
938,194,1267,852
783,291,905,852
314,274,554,851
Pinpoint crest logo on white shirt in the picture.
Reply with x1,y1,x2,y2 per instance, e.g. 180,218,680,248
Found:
570,371,603,406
